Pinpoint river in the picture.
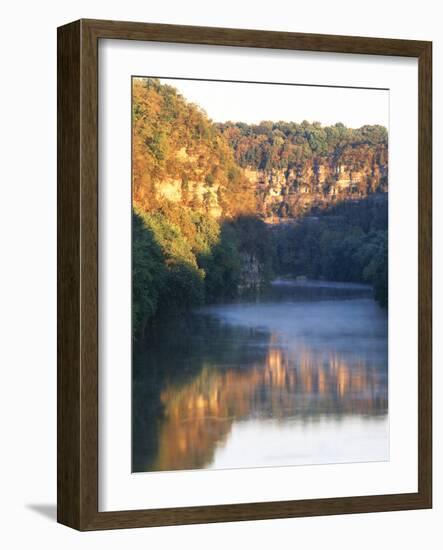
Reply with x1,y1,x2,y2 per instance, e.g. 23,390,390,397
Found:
132,280,388,473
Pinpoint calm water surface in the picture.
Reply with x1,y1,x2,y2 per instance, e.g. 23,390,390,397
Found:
133,280,388,472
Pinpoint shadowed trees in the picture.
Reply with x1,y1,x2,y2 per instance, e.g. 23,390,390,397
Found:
133,208,274,339
272,196,388,307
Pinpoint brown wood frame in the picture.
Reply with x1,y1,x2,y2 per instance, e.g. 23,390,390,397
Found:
57,18,432,531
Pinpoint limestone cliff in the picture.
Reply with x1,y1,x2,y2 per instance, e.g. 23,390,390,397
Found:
218,121,388,222
132,78,256,221
133,81,388,225
246,145,388,221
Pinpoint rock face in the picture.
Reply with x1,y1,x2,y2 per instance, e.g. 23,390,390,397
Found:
218,121,388,223
133,81,388,227
151,143,388,226
155,176,224,219
153,144,388,225
245,145,388,222
132,78,257,221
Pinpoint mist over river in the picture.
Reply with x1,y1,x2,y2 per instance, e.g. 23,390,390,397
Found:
132,280,388,473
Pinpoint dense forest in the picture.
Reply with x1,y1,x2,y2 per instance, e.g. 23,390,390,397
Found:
217,120,388,171
218,121,388,218
132,78,388,338
133,78,255,218
273,196,388,306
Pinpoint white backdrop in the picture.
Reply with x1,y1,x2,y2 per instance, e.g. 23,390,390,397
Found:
0,0,441,548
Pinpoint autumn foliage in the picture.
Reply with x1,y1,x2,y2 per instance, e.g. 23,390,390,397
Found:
132,78,388,338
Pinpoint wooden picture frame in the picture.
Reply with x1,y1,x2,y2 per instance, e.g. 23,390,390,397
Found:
57,18,432,530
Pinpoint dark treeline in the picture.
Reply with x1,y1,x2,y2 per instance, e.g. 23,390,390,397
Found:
134,195,388,340
133,205,273,337
274,196,388,306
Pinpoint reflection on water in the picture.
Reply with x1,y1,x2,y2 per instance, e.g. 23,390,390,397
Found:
133,281,388,472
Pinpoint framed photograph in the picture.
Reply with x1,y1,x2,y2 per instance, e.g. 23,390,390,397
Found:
57,19,432,530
